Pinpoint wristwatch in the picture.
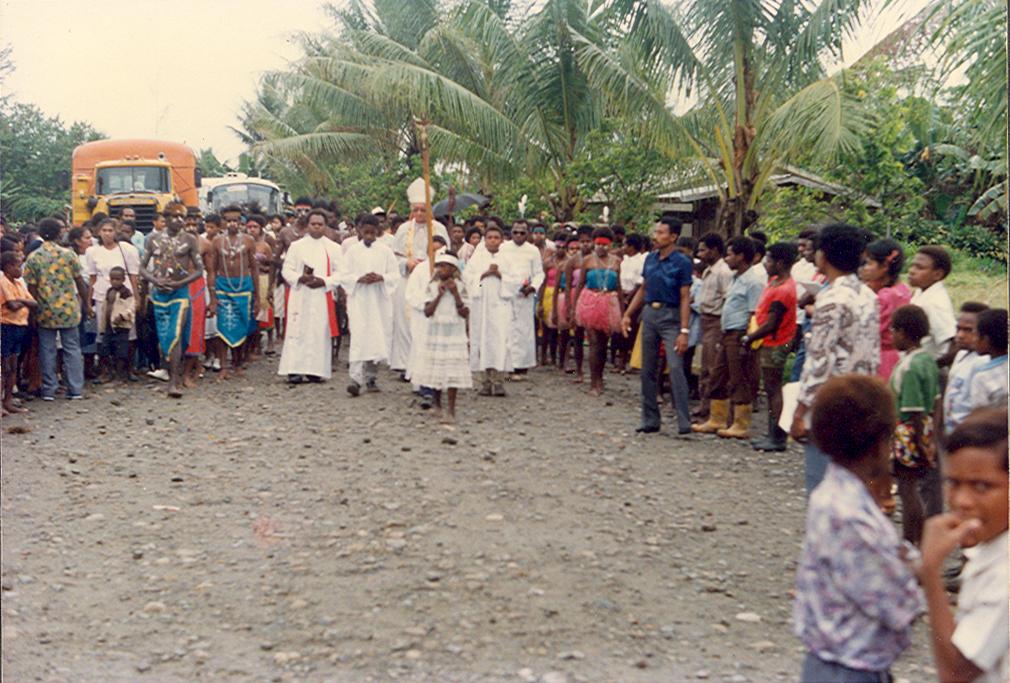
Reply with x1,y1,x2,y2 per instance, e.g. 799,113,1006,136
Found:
679,327,690,335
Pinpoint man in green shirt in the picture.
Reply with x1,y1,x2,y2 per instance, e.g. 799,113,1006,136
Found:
22,218,92,400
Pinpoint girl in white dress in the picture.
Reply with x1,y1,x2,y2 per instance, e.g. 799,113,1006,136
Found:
411,253,471,423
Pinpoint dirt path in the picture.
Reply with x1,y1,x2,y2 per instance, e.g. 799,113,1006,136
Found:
2,357,934,682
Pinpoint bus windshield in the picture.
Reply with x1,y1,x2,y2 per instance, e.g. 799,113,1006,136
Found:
210,183,280,214
97,166,170,194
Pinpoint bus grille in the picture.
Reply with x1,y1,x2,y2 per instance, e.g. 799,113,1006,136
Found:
109,203,158,233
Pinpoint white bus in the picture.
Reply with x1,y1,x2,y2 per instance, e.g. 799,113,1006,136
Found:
199,173,286,216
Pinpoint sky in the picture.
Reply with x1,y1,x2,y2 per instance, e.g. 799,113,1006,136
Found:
1,0,933,167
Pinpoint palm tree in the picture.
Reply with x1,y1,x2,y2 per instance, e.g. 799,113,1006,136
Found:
929,0,1007,219
574,0,876,235
244,0,620,220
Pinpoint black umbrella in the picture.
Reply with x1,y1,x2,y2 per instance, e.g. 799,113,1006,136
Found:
432,192,489,218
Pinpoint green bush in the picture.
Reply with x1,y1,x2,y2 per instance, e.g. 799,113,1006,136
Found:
757,185,1006,262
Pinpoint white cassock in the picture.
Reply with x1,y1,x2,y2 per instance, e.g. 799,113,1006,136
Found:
501,240,545,369
340,240,400,363
389,219,449,370
277,235,344,379
464,248,519,373
404,260,434,388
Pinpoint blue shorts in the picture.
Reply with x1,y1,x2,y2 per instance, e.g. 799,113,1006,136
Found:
1,323,29,358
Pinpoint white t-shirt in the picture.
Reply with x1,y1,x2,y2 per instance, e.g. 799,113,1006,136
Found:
620,252,646,293
953,532,1008,683
791,258,817,282
85,243,140,301
910,281,956,359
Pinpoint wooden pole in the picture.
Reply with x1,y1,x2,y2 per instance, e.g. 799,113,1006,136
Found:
416,118,436,274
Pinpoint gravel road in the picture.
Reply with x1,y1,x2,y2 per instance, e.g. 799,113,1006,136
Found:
1,355,935,682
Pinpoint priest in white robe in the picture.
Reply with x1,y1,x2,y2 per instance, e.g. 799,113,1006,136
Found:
277,210,345,382
464,224,519,396
389,178,449,372
501,221,545,372
340,215,400,395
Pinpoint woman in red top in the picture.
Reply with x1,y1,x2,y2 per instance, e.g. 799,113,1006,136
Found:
742,242,798,451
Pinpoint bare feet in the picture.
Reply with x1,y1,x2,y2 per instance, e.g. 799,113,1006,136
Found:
217,369,231,382
588,386,602,397
167,387,183,399
573,374,584,384
4,401,28,414
182,375,197,389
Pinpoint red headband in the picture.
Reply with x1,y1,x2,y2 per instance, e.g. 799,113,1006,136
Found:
594,237,612,246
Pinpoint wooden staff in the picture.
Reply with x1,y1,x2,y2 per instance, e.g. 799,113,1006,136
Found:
416,118,436,274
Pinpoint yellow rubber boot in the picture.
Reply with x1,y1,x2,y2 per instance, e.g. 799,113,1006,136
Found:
692,399,729,433
718,403,753,439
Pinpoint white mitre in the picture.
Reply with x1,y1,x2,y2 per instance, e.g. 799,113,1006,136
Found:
406,177,431,205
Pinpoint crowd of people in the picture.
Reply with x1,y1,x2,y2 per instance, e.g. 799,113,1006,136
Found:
1,178,1007,682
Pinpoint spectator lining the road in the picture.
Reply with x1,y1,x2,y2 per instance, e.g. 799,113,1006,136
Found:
693,235,764,439
888,304,940,546
918,407,1008,683
1,251,36,415
860,238,912,380
909,245,956,360
789,223,879,494
965,308,1009,412
22,217,91,402
795,373,923,683
942,301,989,435
744,241,798,452
98,266,136,384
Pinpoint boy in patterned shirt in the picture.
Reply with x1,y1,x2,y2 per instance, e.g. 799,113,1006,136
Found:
794,374,923,683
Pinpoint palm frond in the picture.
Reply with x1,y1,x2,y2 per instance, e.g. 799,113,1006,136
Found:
760,73,869,163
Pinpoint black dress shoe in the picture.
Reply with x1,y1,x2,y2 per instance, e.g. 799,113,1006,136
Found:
635,425,660,433
287,374,305,384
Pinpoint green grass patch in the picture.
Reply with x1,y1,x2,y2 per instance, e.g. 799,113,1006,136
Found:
945,251,1008,309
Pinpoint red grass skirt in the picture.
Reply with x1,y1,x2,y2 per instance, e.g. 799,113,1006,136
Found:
575,290,622,333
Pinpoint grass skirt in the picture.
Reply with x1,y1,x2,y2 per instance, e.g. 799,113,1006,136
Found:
541,287,556,328
575,290,622,333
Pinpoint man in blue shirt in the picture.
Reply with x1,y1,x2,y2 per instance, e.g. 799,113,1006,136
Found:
621,215,693,434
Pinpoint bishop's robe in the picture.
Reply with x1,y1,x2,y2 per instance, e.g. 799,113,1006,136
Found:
389,219,449,371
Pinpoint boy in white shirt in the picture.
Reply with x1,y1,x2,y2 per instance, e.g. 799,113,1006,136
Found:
918,407,1008,683
909,246,956,359
943,302,989,435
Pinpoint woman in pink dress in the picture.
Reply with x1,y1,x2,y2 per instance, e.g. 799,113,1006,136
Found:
859,238,911,380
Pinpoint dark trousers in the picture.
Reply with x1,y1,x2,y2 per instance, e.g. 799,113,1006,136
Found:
639,305,691,431
698,313,722,412
136,304,161,370
709,329,758,405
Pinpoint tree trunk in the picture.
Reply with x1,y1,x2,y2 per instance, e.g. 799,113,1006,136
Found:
719,38,759,238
